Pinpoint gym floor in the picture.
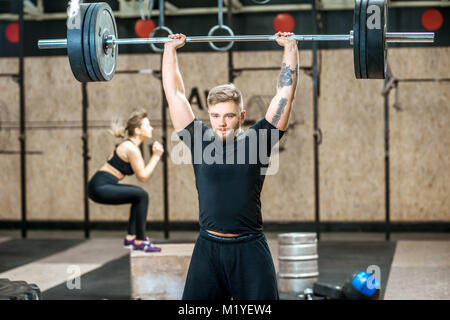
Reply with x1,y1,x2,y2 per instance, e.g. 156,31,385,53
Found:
0,230,449,300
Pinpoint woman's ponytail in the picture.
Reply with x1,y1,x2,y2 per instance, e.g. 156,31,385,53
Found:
109,110,148,138
109,119,126,138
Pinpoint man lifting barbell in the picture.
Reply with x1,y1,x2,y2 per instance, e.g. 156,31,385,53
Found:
37,0,434,82
162,32,299,300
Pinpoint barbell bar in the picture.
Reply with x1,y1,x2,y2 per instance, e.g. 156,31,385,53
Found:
37,32,434,49
36,0,435,82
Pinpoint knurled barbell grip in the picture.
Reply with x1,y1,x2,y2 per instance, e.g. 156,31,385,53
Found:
37,32,434,50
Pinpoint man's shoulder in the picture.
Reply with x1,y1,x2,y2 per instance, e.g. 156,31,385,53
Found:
177,118,210,133
248,117,276,130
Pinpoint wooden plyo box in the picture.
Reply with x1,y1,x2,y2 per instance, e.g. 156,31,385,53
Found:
130,244,194,300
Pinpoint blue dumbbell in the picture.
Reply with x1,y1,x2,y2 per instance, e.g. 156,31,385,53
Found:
342,271,381,300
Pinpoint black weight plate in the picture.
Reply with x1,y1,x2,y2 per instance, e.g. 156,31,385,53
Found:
83,3,99,81
353,0,362,78
366,0,386,78
359,0,369,79
88,3,105,81
67,3,91,82
89,2,118,81
313,282,345,300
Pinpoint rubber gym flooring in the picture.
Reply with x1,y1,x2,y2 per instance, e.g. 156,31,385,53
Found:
0,231,449,300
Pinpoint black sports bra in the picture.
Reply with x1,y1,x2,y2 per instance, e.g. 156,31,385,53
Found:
107,139,134,176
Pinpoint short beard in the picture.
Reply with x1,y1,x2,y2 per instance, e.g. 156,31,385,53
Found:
214,127,242,142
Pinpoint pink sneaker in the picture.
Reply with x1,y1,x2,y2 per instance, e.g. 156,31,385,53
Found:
133,240,161,253
124,236,150,249
124,237,135,249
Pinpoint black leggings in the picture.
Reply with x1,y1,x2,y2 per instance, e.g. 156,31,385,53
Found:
87,171,149,240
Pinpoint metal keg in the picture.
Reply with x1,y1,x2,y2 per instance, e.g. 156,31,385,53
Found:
277,233,319,294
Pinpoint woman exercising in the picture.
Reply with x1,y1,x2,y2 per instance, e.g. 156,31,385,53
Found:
87,110,164,252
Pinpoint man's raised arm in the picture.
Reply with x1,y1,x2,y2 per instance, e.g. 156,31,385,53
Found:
162,34,195,132
265,32,299,131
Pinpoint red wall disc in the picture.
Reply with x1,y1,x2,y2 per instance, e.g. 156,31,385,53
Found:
421,9,443,31
135,19,155,38
273,13,295,33
5,22,19,43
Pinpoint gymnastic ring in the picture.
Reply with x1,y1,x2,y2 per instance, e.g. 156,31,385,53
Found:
149,25,173,52
208,24,235,52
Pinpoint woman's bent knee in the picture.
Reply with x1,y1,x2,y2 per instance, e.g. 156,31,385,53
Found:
136,189,149,203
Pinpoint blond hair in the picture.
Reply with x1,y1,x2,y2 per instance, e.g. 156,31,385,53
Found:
109,109,148,138
207,83,244,111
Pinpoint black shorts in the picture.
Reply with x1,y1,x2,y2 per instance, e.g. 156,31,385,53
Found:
182,229,279,300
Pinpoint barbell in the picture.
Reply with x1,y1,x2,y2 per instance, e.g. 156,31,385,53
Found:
37,0,434,82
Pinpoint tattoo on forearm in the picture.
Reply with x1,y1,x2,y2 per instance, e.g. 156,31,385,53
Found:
272,98,288,126
278,63,298,88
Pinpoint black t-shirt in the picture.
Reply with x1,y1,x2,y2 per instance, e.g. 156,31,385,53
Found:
177,118,285,234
